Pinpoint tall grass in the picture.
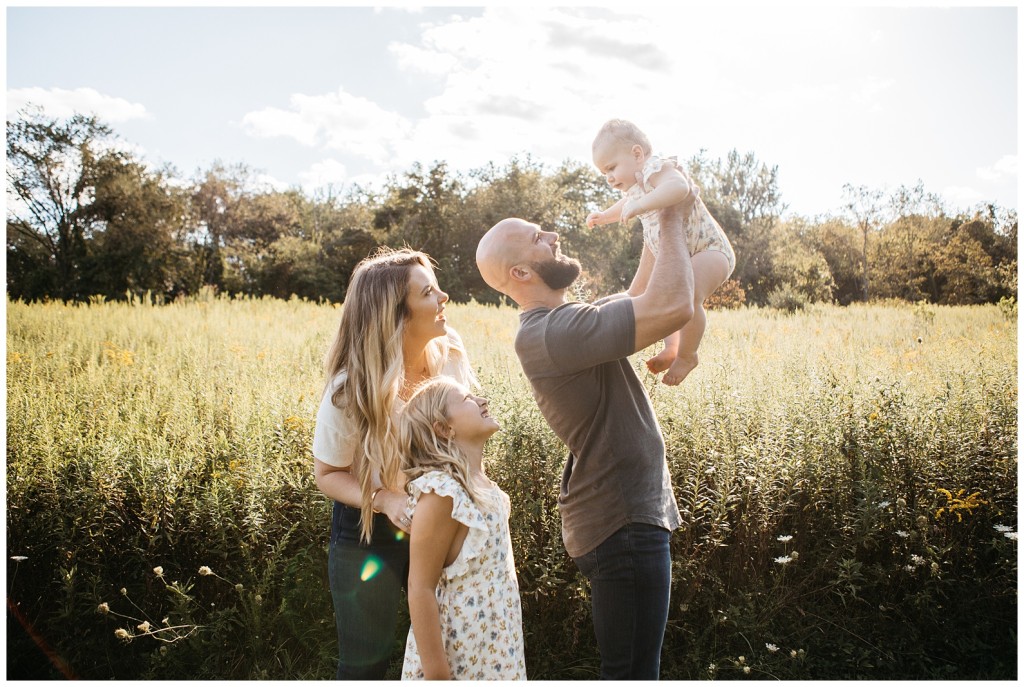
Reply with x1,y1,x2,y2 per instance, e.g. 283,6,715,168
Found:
6,296,1017,679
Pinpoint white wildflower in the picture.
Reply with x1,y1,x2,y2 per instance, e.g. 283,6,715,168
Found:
790,551,799,560
895,530,909,538
910,554,926,566
766,643,779,653
198,566,213,576
1005,532,1018,541
774,555,793,565
137,621,151,633
743,666,751,674
10,555,28,562
96,602,110,615
153,566,164,577
776,535,793,543
878,500,891,508
993,524,1012,532
115,628,131,641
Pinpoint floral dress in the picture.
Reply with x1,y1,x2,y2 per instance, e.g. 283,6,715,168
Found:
627,154,736,276
401,471,526,680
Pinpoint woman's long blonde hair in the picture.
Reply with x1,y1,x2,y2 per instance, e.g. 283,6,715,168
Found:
323,247,461,542
399,377,480,506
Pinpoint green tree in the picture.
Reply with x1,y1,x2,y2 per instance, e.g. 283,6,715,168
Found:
79,155,195,299
6,107,117,300
687,149,785,304
842,183,885,302
806,217,863,305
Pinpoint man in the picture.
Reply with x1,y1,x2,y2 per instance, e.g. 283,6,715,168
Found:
475,199,695,680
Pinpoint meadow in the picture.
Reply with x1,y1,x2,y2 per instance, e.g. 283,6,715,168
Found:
5,295,1018,679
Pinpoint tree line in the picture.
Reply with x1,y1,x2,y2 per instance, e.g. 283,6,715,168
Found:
6,107,1017,308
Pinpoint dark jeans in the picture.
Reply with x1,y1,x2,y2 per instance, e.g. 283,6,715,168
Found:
328,501,410,680
572,523,672,680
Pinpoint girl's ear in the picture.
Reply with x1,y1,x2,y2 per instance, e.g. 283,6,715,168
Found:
432,420,451,440
631,144,645,160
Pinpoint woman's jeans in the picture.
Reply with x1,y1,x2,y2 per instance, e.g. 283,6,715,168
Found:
572,523,672,680
328,501,410,680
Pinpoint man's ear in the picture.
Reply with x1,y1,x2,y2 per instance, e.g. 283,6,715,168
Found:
510,265,531,283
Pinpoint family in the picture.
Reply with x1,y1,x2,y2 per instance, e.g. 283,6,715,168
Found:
311,120,735,680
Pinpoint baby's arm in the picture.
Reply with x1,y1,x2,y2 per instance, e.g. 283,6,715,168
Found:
621,166,693,223
407,493,461,680
627,242,656,297
586,197,627,228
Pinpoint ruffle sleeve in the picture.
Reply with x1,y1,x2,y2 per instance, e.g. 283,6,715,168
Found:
642,154,699,198
405,471,490,578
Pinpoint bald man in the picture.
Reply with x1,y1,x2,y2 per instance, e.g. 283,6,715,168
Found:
476,199,695,680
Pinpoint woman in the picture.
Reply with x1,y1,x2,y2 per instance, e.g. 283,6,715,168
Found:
312,247,476,679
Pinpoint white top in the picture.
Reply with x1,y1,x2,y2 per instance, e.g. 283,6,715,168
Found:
311,329,474,471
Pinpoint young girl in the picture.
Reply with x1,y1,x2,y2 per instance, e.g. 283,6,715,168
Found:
586,118,736,386
398,377,526,680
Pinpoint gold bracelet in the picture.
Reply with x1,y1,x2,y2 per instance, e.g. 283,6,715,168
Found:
370,487,385,513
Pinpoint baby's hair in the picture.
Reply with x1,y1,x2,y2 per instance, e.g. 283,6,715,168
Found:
593,118,652,156
399,376,480,504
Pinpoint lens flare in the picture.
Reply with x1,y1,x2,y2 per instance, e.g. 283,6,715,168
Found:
394,530,407,542
360,556,382,582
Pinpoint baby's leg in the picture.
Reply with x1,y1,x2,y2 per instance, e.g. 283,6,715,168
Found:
645,330,679,374
662,251,731,386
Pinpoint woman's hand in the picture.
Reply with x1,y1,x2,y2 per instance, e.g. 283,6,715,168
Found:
374,488,413,533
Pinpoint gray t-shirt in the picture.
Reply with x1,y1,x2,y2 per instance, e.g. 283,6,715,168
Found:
515,296,681,558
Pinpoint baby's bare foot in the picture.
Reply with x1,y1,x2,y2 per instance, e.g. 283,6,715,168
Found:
646,348,676,375
662,353,698,386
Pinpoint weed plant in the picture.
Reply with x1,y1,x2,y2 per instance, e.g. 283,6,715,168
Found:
6,296,1017,679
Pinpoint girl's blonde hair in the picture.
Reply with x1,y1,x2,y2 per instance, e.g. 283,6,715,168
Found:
593,118,652,156
399,377,480,506
323,247,466,542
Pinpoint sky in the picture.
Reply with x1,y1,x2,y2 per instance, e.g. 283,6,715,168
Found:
4,2,1019,219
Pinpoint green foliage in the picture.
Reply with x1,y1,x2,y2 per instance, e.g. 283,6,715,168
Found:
7,109,1017,309
6,298,1017,679
766,283,809,312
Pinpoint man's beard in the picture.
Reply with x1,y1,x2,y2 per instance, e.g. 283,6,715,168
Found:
531,255,582,290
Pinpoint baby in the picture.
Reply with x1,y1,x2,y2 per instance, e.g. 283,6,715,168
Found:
587,119,736,385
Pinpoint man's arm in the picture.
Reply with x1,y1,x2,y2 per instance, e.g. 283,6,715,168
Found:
629,197,695,352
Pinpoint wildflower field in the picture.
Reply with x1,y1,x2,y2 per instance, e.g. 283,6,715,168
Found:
5,295,1018,679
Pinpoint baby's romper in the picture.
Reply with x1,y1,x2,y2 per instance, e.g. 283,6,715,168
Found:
625,154,736,277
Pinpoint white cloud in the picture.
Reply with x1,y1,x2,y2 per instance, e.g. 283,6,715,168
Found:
240,88,412,165
942,185,987,211
383,7,689,173
298,159,349,192
388,41,459,76
7,87,149,122
850,76,895,112
976,155,1017,182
